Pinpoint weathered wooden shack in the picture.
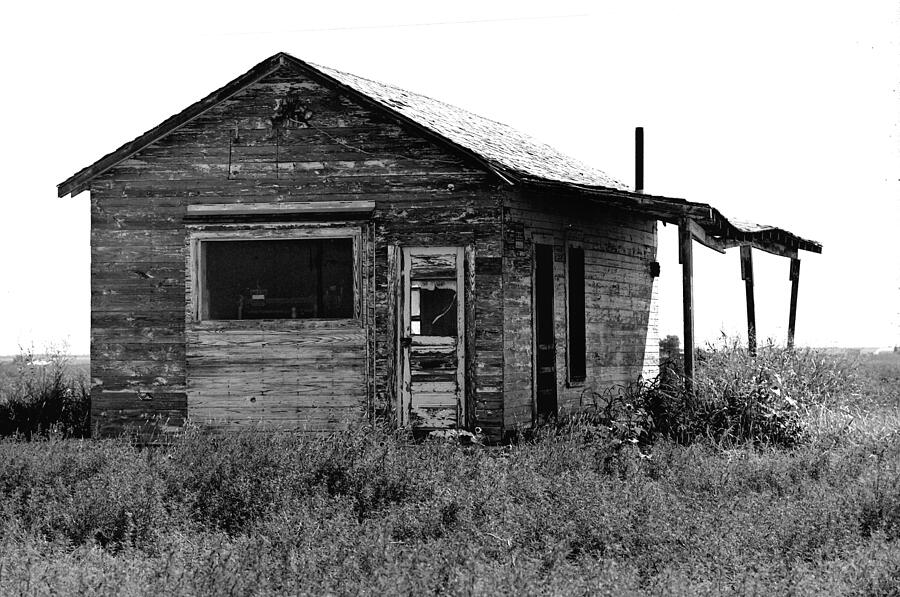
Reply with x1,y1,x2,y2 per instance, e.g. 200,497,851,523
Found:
58,52,821,440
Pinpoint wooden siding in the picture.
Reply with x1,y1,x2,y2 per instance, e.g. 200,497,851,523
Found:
89,64,505,437
185,321,367,431
502,190,659,430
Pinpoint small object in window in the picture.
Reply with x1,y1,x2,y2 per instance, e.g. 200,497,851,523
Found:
249,284,267,307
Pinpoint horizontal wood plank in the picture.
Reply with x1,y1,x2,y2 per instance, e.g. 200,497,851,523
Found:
186,200,375,216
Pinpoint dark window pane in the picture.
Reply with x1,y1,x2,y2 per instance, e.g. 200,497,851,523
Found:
204,238,353,320
534,243,557,417
412,282,457,336
535,244,555,345
568,246,586,381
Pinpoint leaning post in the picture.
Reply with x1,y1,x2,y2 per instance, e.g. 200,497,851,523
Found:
787,258,801,348
679,220,695,395
740,245,756,356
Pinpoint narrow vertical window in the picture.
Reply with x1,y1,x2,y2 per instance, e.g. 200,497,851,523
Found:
568,246,586,382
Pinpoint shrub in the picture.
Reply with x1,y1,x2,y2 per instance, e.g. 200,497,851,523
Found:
637,339,860,447
658,334,684,388
0,347,90,438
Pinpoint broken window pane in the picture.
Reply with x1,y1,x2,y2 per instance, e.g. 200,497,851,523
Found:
203,238,354,320
412,282,457,336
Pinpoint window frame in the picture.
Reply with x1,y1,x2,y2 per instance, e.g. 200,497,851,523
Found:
565,241,587,385
188,226,362,324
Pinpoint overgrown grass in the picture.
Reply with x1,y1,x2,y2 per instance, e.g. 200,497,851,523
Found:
858,352,900,408
2,423,899,595
1,346,899,595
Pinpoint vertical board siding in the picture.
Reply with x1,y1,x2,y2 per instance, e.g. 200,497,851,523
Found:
89,64,504,437
502,191,659,430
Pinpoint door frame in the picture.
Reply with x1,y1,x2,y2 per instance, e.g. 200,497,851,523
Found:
396,246,466,428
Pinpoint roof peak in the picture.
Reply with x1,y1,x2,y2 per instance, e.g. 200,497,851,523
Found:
58,51,629,196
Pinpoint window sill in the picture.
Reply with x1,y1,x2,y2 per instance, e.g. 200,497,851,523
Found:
566,378,586,388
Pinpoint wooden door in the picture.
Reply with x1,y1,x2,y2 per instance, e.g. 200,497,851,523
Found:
399,247,465,429
534,243,558,420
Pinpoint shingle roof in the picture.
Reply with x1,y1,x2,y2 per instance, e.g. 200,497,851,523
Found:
312,63,629,190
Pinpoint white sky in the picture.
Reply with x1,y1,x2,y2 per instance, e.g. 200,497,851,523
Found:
1,0,897,355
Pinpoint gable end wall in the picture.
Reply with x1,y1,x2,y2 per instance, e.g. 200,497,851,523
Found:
89,65,505,438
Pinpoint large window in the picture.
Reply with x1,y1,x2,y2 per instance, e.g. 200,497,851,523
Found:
201,238,354,320
567,245,586,382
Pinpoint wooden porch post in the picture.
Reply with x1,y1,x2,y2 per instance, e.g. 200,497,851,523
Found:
787,258,801,348
679,220,695,394
740,245,756,356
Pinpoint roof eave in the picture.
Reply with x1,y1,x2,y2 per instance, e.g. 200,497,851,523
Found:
57,54,293,198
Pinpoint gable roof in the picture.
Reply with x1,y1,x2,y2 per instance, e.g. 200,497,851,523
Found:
56,52,626,197
57,52,820,255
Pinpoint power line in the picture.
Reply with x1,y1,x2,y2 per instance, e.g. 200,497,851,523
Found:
221,13,589,37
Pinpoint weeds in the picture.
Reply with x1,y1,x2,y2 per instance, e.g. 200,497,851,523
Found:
2,418,899,595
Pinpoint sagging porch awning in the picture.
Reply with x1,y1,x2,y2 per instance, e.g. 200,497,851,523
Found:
517,177,821,258
519,177,822,390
